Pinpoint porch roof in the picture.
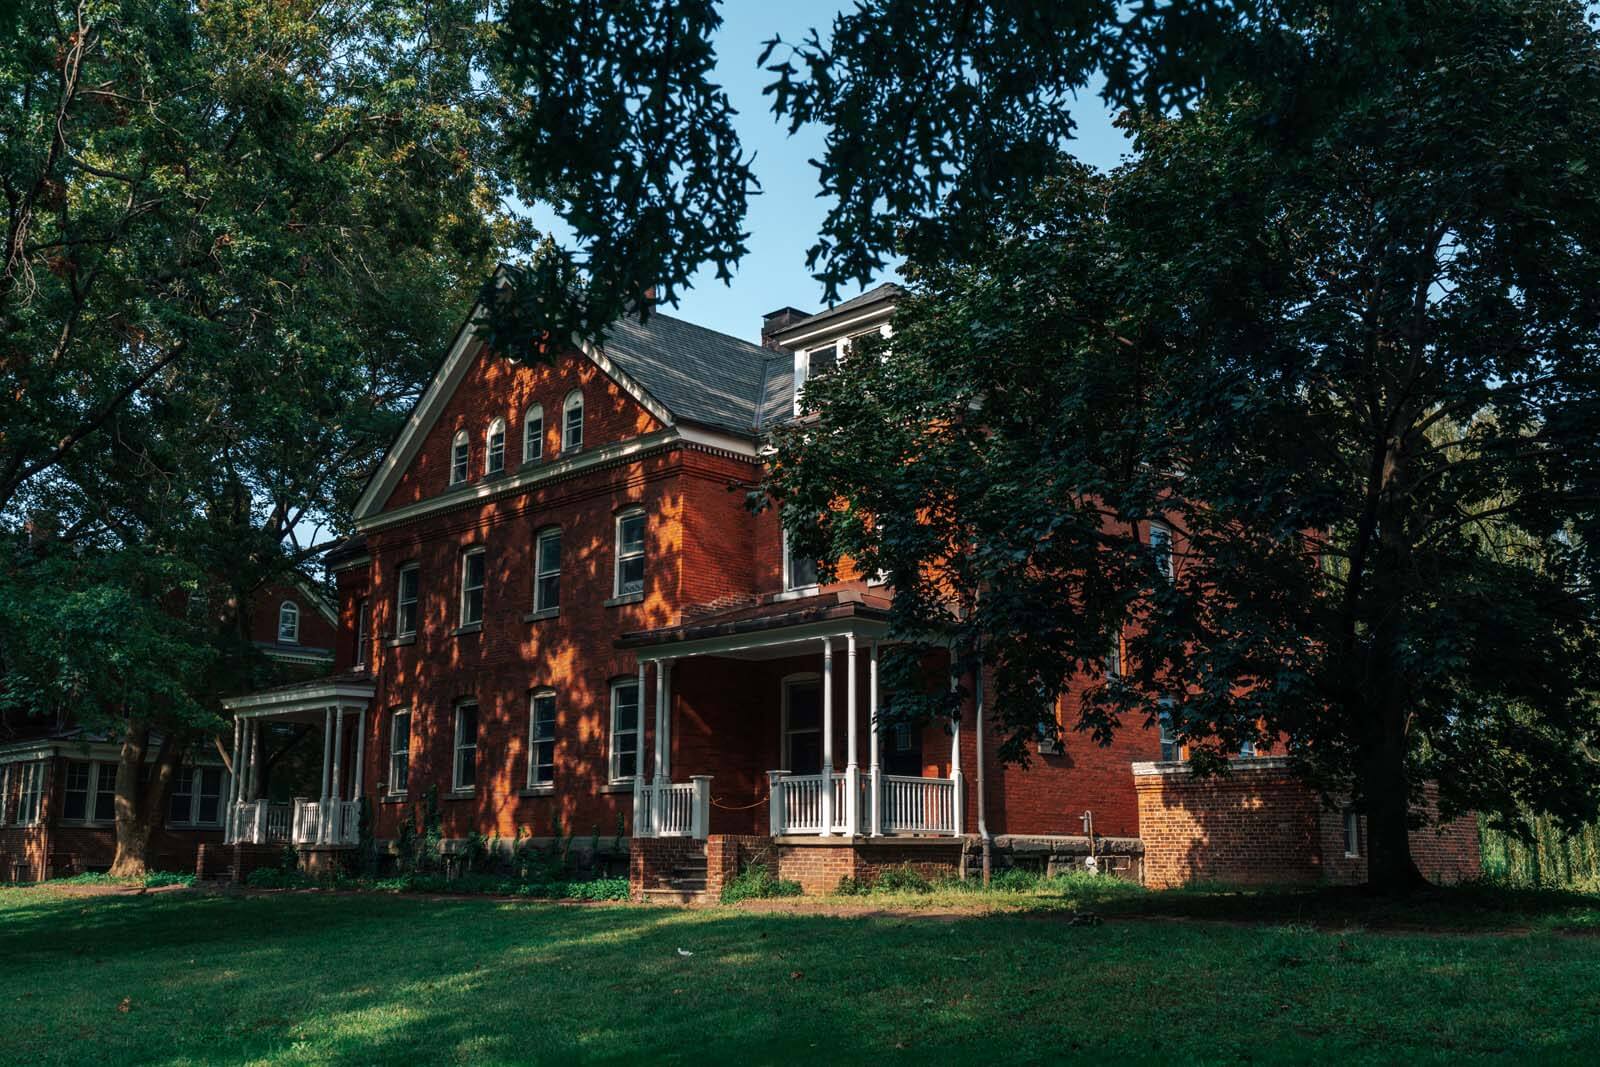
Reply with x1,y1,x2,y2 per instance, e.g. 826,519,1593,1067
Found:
617,589,891,661
221,672,375,719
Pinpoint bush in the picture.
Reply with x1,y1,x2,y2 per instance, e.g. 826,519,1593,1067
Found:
872,865,933,894
989,867,1044,892
720,863,802,903
835,875,871,896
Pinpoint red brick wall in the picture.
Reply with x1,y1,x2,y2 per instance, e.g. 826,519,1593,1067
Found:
771,839,965,895
1135,761,1483,888
248,581,337,650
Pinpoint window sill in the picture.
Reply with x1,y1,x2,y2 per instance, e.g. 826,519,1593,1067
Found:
519,785,555,797
604,591,645,608
772,585,820,603
387,635,417,648
443,788,475,801
523,608,560,623
58,820,114,829
452,623,483,637
601,780,638,794
380,793,409,805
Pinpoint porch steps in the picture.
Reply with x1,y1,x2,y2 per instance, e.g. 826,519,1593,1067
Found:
640,853,711,905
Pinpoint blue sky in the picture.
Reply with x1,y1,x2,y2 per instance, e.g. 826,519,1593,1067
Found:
523,2,1132,343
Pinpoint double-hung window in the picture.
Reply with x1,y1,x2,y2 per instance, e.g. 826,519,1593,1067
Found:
278,601,299,643
782,528,819,591
562,390,584,452
453,702,478,792
528,691,557,787
1107,628,1123,679
169,766,224,826
355,597,370,668
62,761,117,823
485,418,506,475
1344,810,1362,857
15,761,45,826
614,509,645,597
534,528,561,613
1158,697,1182,761
609,679,639,782
460,548,485,627
450,430,470,485
1149,521,1173,581
396,564,420,638
388,709,411,795
523,403,544,463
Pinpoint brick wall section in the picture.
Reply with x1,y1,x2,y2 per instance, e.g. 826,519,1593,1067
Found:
1135,759,1482,888
704,833,773,898
772,838,966,895
630,836,706,895
196,843,284,883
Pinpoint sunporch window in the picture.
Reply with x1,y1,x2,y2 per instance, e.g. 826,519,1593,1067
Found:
15,760,45,826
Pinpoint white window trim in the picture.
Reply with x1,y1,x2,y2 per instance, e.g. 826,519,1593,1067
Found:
1158,696,1181,762
781,528,820,595
355,597,370,668
528,690,557,789
613,507,646,598
1107,628,1123,679
523,403,544,463
1150,520,1174,581
485,418,506,475
388,708,411,796
562,389,584,453
450,430,470,485
60,759,121,826
396,563,420,638
452,702,478,793
791,325,891,416
608,679,640,784
459,547,486,627
167,765,226,828
780,673,824,773
277,600,300,644
534,527,561,613
14,760,45,827
1344,810,1362,858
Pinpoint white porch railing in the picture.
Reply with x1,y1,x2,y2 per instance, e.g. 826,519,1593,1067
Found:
229,799,357,846
634,776,711,838
769,771,959,837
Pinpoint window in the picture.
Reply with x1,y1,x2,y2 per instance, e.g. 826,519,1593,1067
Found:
609,679,639,782
1239,738,1256,757
15,761,45,826
1037,691,1061,753
453,702,478,791
1107,628,1123,678
794,343,840,414
782,528,819,591
278,600,299,643
62,761,117,823
485,418,506,474
1149,521,1173,581
459,548,485,627
396,564,419,638
355,597,370,668
1158,697,1182,761
169,767,224,826
1343,810,1361,857
388,709,410,794
450,430,470,485
562,389,584,452
784,679,823,775
528,691,557,787
534,527,561,613
614,509,645,597
63,761,91,821
523,403,544,463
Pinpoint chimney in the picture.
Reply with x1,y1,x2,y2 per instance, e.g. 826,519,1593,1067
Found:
761,306,809,351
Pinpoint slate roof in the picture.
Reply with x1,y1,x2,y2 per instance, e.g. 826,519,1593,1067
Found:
602,311,788,436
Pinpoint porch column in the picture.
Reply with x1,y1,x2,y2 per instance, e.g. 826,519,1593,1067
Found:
320,707,333,803
844,633,860,836
869,640,882,837
227,716,243,842
242,720,256,801
653,658,672,831
820,637,834,837
950,669,965,837
633,661,649,837
352,707,366,801
329,707,346,845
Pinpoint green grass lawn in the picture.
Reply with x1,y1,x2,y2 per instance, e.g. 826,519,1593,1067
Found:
2,882,1599,1066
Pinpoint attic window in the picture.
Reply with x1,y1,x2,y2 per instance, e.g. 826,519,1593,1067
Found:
485,418,506,475
523,403,544,463
450,431,470,485
563,390,584,452
278,601,300,643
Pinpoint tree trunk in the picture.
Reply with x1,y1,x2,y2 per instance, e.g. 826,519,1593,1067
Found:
1358,718,1427,894
109,721,179,878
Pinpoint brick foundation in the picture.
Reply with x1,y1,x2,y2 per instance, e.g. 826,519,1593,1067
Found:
1134,758,1482,888
195,842,286,883
630,836,707,896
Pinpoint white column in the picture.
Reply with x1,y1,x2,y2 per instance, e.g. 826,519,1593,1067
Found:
633,661,649,837
844,633,860,836
243,720,256,801
950,662,965,836
661,661,673,781
352,708,367,800
653,658,672,831
320,708,333,802
820,637,834,836
227,716,243,842
869,641,882,837
329,708,346,845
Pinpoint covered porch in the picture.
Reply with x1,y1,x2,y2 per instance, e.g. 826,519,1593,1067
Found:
220,678,375,848
621,593,966,841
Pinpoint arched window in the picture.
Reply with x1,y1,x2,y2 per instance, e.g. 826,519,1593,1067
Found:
562,389,584,452
485,418,506,475
450,430,470,485
523,403,544,463
277,601,300,643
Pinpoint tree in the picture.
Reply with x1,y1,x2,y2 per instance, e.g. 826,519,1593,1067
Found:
769,0,1600,891
0,0,522,873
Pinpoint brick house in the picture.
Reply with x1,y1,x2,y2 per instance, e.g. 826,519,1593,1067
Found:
0,579,336,881
217,281,1480,896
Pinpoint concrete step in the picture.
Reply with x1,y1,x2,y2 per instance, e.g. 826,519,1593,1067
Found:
641,887,707,905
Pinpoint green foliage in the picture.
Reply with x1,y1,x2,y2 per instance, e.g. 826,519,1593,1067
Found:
1481,815,1600,892
718,863,801,903
242,866,626,901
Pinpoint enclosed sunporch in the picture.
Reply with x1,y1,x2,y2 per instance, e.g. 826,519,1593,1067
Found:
220,678,375,849
619,592,967,841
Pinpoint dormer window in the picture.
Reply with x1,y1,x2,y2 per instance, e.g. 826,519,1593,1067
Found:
523,403,544,463
277,601,300,643
794,343,839,414
485,419,505,475
562,390,584,452
450,431,470,485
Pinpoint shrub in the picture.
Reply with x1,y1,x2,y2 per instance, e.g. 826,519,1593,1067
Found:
835,875,871,896
720,863,802,903
872,865,933,894
989,867,1044,893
